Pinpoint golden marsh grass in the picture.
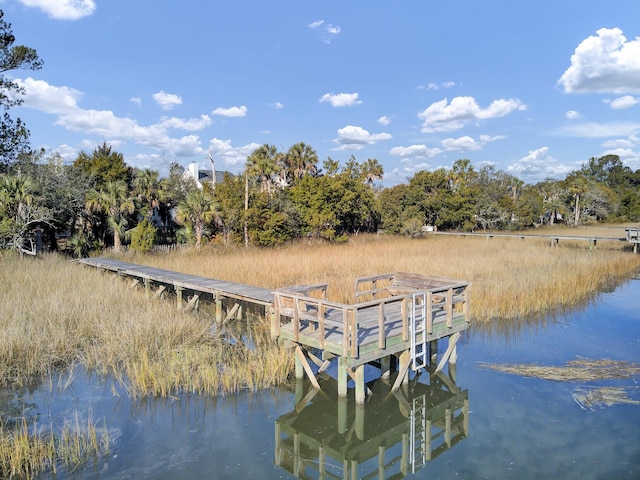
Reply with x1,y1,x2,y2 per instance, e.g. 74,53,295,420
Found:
117,229,640,322
0,415,108,479
0,254,293,394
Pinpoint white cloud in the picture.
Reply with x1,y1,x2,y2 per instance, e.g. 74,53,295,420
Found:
153,91,182,110
560,121,640,138
602,147,640,170
159,115,211,131
333,125,391,150
319,92,361,107
130,97,142,107
19,78,206,158
558,27,640,94
390,144,442,159
270,102,284,110
419,81,456,91
309,19,341,44
440,134,505,152
441,136,482,151
16,77,82,113
378,115,391,126
418,96,525,133
608,95,638,110
507,147,574,182
212,105,247,117
18,0,96,20
566,110,581,119
208,138,261,169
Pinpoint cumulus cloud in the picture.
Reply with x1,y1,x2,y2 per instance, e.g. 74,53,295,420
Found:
441,136,482,151
18,0,96,20
309,19,341,44
159,115,211,131
558,27,640,94
130,97,142,107
212,105,247,117
208,138,261,169
566,110,581,119
607,95,638,110
378,115,391,126
507,147,574,182
19,77,208,158
418,96,526,133
16,77,82,113
319,92,361,107
440,134,505,152
390,144,442,159
269,102,284,109
333,125,391,150
153,91,182,110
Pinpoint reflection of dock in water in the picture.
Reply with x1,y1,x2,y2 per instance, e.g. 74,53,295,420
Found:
275,370,469,479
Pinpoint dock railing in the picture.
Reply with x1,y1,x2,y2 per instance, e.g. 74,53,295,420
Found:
274,273,471,360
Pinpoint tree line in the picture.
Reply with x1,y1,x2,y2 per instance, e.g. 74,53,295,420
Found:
1,141,638,255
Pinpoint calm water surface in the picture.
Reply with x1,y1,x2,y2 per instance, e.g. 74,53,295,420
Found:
8,276,640,479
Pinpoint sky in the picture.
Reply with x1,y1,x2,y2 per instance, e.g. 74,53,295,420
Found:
4,0,640,186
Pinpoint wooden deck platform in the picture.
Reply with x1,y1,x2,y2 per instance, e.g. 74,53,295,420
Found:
78,259,471,403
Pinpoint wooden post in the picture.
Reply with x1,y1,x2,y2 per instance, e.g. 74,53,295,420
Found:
380,355,391,379
215,292,222,323
392,350,411,391
176,286,183,310
144,278,150,299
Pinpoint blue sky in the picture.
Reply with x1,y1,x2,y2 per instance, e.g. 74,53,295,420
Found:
5,0,640,186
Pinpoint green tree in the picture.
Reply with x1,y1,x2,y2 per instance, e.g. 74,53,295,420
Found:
283,142,318,186
213,172,245,245
130,218,157,253
175,188,218,248
246,144,280,194
0,10,43,170
73,143,132,188
132,168,161,220
85,180,135,251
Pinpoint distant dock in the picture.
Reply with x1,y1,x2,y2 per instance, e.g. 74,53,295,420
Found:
78,258,471,403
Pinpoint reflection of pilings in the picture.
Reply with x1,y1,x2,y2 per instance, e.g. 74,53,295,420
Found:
277,373,469,479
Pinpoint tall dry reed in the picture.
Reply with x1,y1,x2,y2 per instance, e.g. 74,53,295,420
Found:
0,254,292,395
120,229,640,322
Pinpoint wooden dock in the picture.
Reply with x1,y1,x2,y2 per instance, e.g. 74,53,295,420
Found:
78,258,471,403
627,227,640,254
430,230,633,250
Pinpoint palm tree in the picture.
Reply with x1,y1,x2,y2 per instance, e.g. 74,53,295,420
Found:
246,144,279,194
85,180,135,251
285,142,318,185
360,158,384,187
132,168,161,220
0,174,33,220
175,188,218,248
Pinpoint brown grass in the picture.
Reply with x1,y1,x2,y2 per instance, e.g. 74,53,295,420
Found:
0,254,293,395
117,228,640,322
480,358,640,381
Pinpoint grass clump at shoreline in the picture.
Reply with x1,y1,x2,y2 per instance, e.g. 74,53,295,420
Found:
0,415,109,479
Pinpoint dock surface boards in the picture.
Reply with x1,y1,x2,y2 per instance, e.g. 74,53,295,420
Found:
78,257,275,305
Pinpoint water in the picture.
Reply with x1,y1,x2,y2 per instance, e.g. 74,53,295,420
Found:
5,277,640,479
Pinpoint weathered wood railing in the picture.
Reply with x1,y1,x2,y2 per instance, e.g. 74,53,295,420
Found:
274,272,471,360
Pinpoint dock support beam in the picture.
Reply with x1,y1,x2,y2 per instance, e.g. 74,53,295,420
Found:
215,292,223,323
337,356,348,397
176,287,184,310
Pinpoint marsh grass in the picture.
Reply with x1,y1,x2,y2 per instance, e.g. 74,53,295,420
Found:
117,228,640,322
0,415,108,479
480,358,640,381
0,254,292,395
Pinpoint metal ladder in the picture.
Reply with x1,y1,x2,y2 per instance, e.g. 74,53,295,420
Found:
409,292,428,371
